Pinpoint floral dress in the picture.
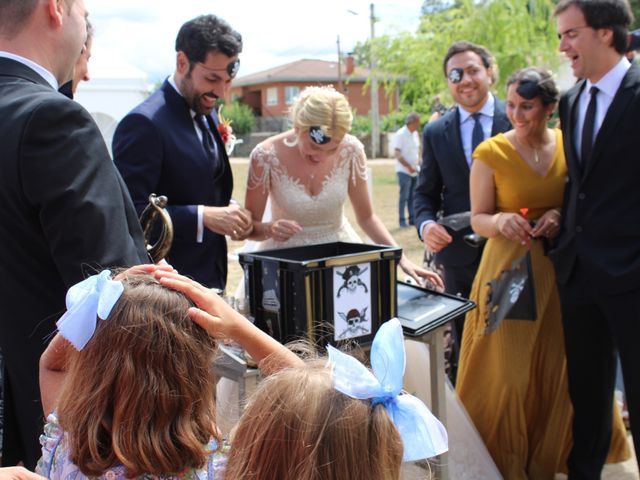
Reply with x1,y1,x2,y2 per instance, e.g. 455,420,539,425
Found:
36,413,227,480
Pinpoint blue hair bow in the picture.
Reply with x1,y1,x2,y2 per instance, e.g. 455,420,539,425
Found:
327,318,448,462
56,270,124,350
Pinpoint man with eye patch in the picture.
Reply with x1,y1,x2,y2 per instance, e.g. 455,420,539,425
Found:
114,14,252,291
413,41,511,383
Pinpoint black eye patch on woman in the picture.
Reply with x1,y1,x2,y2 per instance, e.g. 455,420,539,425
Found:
309,126,331,145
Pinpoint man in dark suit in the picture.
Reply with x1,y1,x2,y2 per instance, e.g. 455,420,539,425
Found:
0,0,148,468
413,41,510,380
553,0,640,476
113,15,252,291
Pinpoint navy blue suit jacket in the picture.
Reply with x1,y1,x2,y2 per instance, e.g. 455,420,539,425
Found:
551,64,640,294
113,79,233,289
413,99,511,268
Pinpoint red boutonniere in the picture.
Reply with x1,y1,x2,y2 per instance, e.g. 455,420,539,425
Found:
217,106,242,155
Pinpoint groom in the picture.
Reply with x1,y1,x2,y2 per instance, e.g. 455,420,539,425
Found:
113,14,252,290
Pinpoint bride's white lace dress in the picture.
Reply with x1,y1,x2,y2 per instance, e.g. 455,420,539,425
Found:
246,134,365,250
237,134,502,479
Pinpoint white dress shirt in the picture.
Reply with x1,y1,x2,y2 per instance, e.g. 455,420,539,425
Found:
0,51,59,90
459,93,496,166
574,56,630,159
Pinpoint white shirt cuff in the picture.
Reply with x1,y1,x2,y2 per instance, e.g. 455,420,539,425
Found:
419,220,435,240
197,205,204,243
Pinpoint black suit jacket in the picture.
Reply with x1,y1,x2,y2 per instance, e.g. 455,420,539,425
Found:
414,99,511,268
551,64,640,294
113,80,233,290
0,57,147,465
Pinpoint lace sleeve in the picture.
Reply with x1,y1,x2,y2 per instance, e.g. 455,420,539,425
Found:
36,413,65,478
247,144,274,194
340,135,368,186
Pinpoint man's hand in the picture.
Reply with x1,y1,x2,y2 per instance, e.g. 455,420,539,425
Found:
422,223,452,253
203,205,253,240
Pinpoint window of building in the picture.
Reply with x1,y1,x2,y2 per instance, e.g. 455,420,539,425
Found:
284,86,300,105
266,87,278,106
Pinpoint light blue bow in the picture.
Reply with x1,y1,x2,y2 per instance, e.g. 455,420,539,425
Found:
56,270,124,350
327,318,448,462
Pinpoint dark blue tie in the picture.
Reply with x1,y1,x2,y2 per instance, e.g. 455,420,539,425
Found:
471,113,484,153
194,114,218,159
580,86,599,168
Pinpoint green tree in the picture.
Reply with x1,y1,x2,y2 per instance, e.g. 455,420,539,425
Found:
218,101,255,135
368,0,560,114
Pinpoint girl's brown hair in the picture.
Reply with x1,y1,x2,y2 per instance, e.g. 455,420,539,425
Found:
56,274,219,477
224,360,403,480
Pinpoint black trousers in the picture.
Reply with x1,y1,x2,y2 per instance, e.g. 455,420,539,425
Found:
558,261,640,479
442,259,481,384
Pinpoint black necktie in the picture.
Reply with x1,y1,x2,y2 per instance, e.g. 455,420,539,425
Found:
471,113,484,153
194,114,218,159
580,86,599,167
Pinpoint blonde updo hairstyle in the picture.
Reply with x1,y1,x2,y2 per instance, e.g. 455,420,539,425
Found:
290,86,353,145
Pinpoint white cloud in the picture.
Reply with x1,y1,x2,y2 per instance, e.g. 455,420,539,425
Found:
86,0,422,83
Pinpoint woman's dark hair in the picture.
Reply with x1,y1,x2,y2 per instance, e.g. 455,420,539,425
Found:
506,67,559,106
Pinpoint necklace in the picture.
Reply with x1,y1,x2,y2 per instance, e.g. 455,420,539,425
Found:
514,134,547,164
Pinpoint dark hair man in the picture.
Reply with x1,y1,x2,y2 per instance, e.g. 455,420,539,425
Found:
413,41,511,383
113,14,252,291
552,0,640,476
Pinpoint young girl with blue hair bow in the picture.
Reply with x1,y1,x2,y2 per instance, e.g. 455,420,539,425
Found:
37,266,447,479
223,318,448,480
37,266,303,479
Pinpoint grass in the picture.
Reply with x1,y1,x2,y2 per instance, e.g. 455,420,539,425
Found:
226,159,426,291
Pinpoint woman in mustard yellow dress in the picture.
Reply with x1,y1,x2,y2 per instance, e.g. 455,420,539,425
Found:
456,67,629,479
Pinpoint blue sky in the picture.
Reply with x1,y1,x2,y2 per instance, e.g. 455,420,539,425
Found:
86,0,423,82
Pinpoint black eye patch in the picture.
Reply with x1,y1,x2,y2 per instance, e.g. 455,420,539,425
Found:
447,68,464,83
227,59,240,78
309,126,331,145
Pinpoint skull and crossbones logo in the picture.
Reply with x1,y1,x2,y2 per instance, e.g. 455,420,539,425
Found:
337,307,369,339
336,265,368,298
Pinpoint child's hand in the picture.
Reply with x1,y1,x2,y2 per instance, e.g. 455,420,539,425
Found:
0,467,46,480
156,270,304,373
114,263,176,281
154,271,241,339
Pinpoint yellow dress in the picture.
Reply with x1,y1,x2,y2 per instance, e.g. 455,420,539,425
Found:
456,131,629,479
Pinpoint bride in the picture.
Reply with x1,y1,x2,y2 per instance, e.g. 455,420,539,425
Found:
243,85,441,287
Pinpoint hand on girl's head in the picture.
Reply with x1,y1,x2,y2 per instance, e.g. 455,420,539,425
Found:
114,263,176,281
153,270,236,339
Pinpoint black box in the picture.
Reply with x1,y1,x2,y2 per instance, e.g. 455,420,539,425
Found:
239,242,402,347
